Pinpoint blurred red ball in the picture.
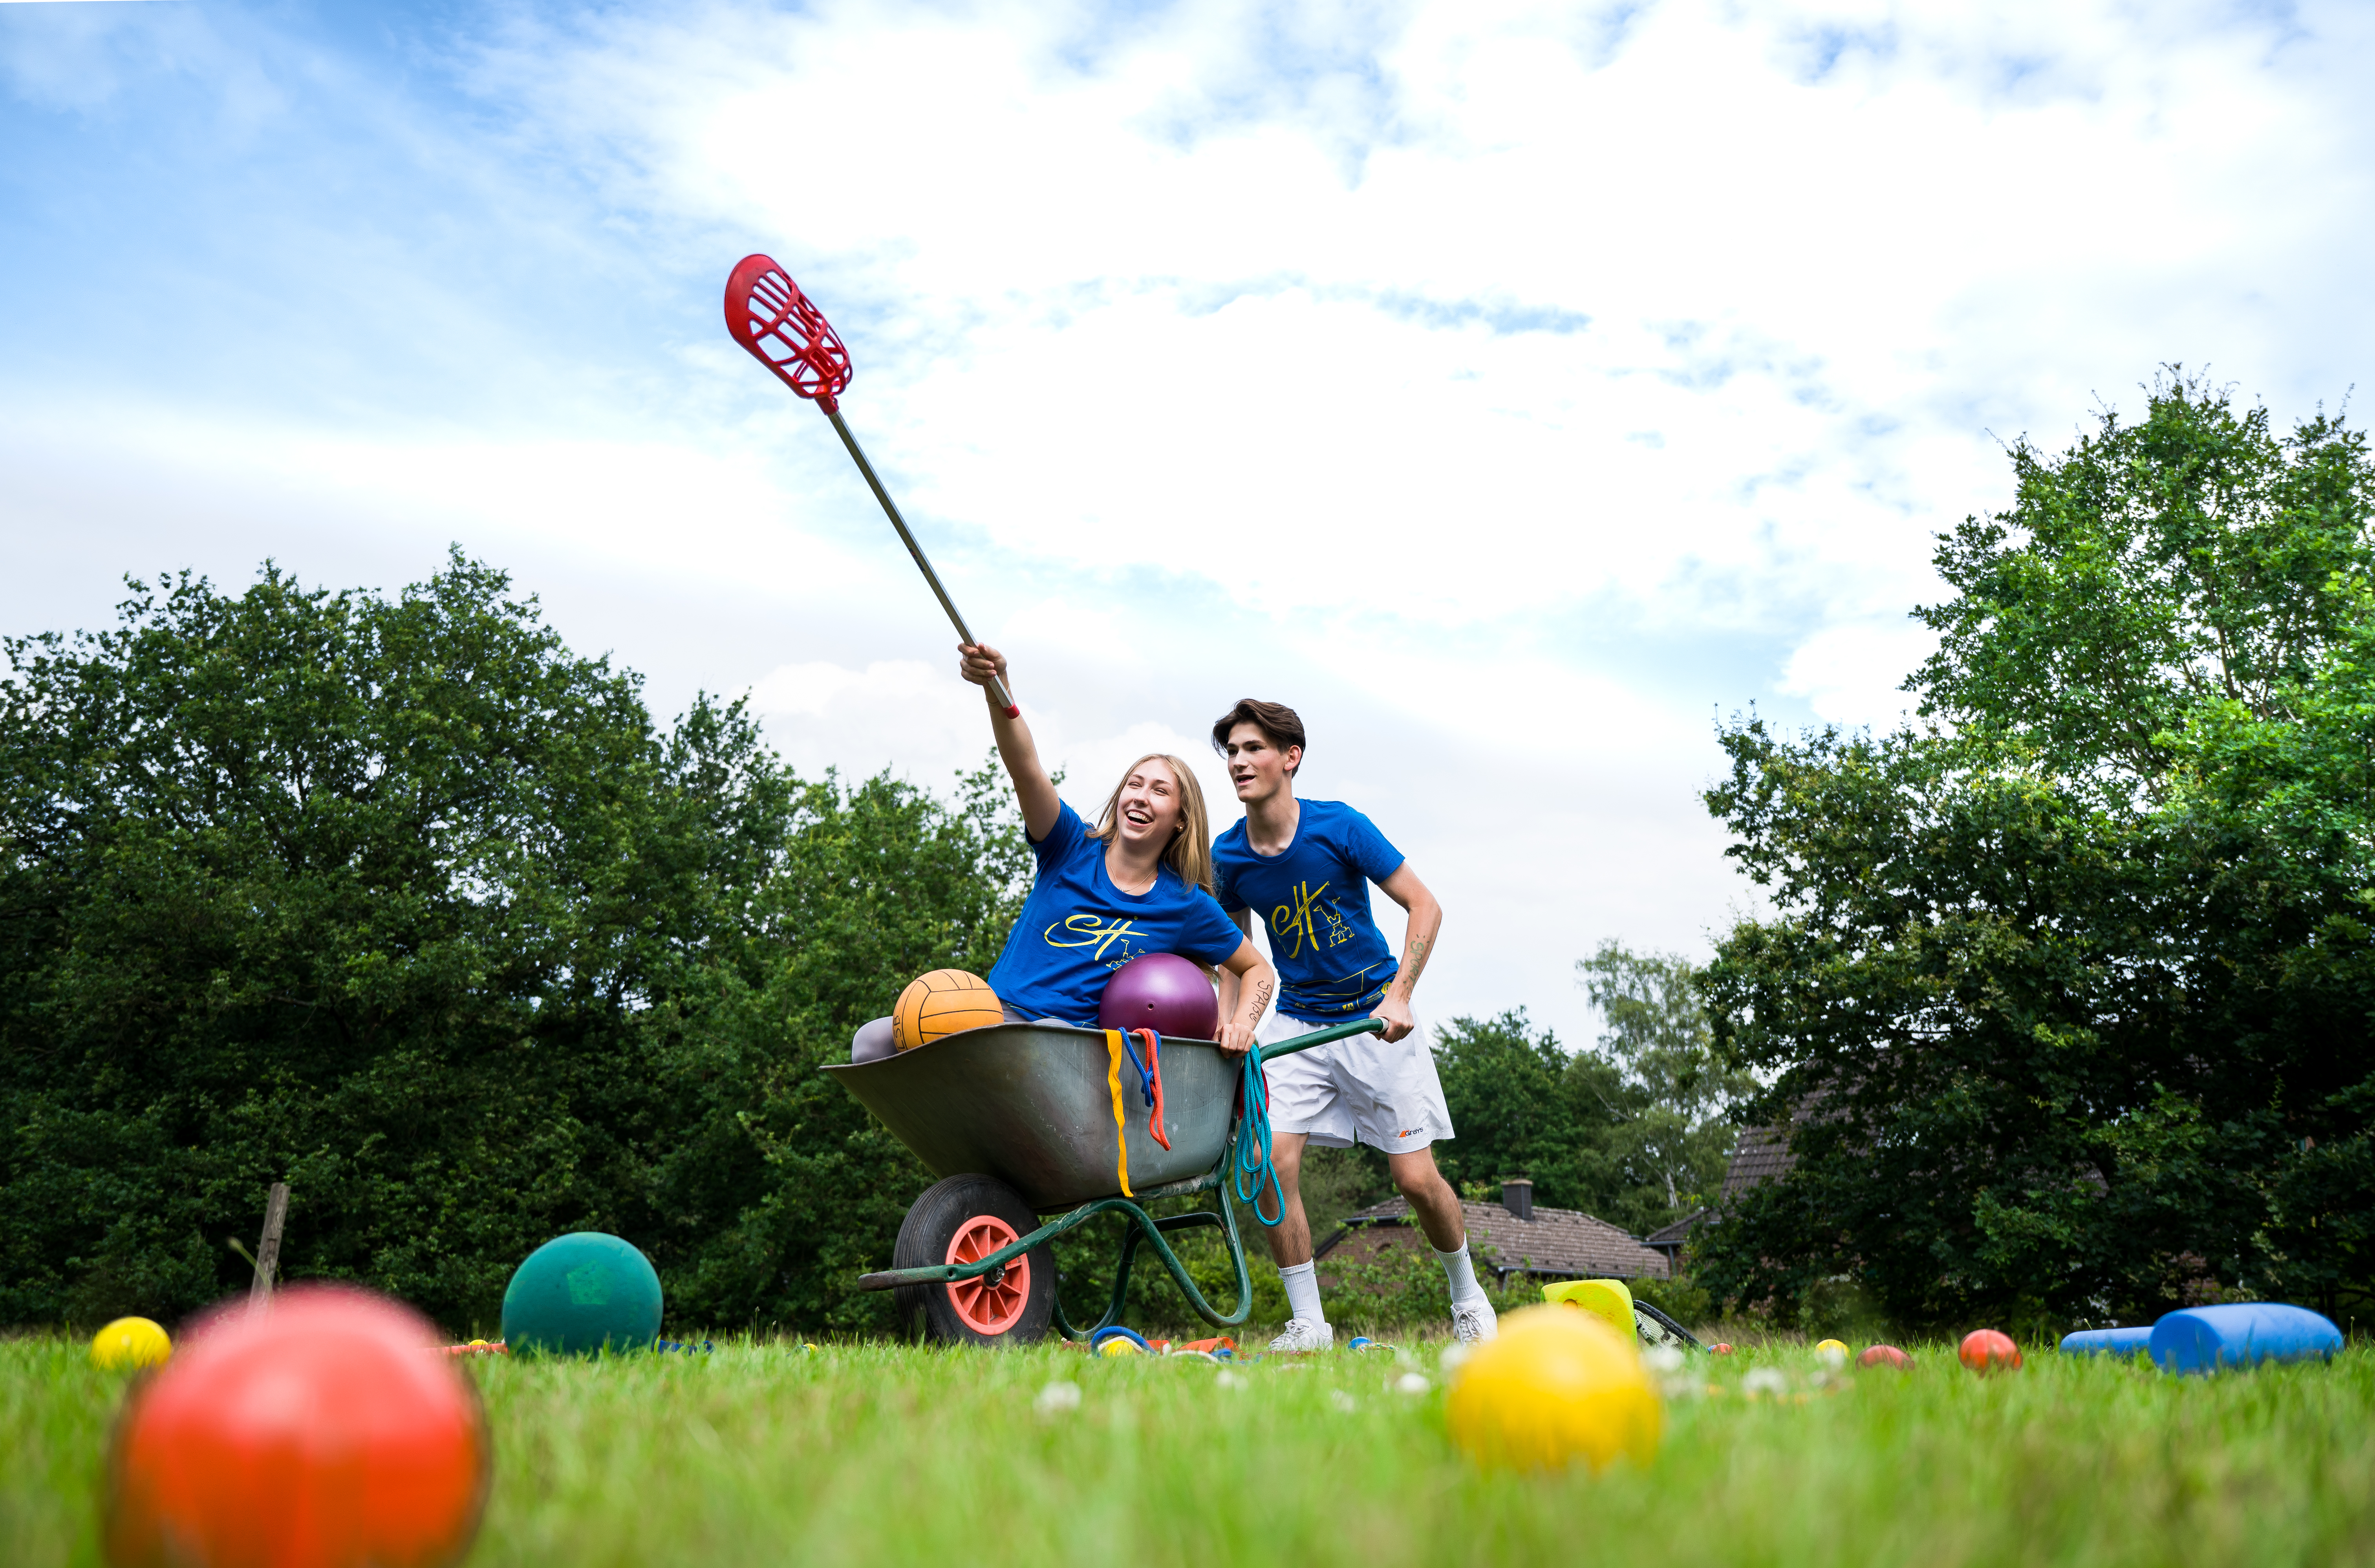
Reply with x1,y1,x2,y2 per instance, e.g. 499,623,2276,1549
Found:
1958,1328,2022,1373
1711,1343,1733,1355
1859,1344,1911,1369
107,1286,489,1568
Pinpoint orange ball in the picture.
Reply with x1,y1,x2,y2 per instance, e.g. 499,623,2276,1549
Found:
1859,1344,1911,1369
107,1286,488,1568
1959,1328,2022,1373
892,969,1003,1052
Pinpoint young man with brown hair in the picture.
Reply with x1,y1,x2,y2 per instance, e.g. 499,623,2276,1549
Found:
1209,699,1496,1350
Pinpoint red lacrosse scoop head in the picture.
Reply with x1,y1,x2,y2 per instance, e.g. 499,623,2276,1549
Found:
726,254,854,411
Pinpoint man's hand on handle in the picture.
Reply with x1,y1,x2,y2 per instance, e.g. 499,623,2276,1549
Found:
1370,863,1440,1047
1370,992,1417,1044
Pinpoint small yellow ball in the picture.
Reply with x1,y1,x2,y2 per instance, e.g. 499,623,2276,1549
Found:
1446,1305,1660,1473
1097,1337,1144,1358
1814,1337,1850,1367
90,1316,172,1372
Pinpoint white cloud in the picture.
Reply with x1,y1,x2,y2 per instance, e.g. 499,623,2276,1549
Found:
1778,618,1936,730
748,658,985,783
436,0,2368,667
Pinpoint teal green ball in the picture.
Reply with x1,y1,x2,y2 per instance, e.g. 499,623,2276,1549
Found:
500,1233,662,1356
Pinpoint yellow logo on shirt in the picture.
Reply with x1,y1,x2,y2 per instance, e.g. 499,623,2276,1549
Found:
1043,913,1146,964
1268,879,1357,961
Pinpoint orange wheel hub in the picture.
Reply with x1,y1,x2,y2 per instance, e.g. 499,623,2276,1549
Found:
944,1215,1030,1336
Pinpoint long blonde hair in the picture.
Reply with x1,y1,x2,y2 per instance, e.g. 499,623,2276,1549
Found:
1089,752,1215,895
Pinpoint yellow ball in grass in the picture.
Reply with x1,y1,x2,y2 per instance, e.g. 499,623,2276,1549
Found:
1446,1306,1660,1473
1814,1337,1850,1368
90,1316,172,1372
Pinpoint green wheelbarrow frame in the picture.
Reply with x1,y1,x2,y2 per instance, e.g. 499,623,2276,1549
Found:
824,1015,1385,1342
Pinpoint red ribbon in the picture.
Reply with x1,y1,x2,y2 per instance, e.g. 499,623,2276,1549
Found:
1136,1028,1170,1150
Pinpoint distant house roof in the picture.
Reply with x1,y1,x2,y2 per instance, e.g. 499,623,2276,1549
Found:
1721,1122,1795,1199
1642,1213,1704,1247
1623,1123,1799,1268
1641,1211,1706,1266
1321,1195,1670,1281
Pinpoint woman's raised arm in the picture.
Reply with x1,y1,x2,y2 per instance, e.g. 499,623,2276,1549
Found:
959,642,1060,842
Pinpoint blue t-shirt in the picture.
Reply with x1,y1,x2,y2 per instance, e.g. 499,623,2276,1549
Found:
1211,800,1406,1022
985,801,1246,1027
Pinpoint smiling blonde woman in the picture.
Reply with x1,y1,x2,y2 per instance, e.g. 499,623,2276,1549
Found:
844,643,1274,1064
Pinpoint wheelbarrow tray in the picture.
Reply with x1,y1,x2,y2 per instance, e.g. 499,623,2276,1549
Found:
820,1023,1233,1211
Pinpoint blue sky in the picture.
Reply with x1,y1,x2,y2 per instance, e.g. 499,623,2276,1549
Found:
7,0,2374,1047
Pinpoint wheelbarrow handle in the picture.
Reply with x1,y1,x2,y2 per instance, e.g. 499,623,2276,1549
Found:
1255,1016,1386,1063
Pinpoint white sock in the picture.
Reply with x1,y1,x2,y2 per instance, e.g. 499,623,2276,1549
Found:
1436,1241,1486,1305
1279,1260,1327,1325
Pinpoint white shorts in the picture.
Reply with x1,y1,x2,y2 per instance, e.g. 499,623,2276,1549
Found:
1259,1012,1454,1154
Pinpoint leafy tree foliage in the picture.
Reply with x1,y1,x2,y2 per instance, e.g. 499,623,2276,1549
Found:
1430,971,1741,1238
0,555,1028,1333
1576,940,1755,1214
1916,383,2373,793
1430,1011,1640,1224
1696,373,2375,1330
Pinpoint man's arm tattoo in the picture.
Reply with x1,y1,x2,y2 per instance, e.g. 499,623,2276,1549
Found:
1393,935,1433,999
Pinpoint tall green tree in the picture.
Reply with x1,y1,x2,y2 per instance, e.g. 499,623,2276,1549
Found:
0,554,1029,1332
1576,941,1753,1215
1916,378,2373,793
1695,372,2375,1329
1431,1010,1663,1234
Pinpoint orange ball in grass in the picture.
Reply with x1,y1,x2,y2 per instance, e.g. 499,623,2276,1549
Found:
1859,1344,1911,1369
107,1286,489,1568
1959,1328,2022,1373
892,969,1003,1052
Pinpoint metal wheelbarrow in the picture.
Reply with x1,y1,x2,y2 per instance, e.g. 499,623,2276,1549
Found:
823,1015,1384,1346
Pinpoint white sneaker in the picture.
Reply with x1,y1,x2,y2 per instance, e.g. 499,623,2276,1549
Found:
1267,1318,1335,1354
1451,1297,1499,1345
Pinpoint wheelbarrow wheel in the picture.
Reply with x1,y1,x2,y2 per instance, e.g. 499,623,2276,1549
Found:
892,1173,1055,1347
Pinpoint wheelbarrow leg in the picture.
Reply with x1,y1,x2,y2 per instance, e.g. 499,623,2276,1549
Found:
1051,1206,1172,1342
1113,1197,1261,1333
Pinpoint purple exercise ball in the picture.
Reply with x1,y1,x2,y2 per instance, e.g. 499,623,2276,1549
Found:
1098,953,1220,1039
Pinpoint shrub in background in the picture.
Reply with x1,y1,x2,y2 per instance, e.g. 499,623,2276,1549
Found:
0,554,1028,1334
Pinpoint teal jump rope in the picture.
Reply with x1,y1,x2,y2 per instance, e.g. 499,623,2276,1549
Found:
1232,1053,1284,1227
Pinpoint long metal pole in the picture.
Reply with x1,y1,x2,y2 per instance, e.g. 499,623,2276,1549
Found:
823,406,1019,717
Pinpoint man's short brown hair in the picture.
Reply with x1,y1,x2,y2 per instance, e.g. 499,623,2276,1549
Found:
1211,699,1306,777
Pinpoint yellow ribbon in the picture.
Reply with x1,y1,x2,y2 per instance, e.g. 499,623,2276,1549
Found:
1103,1029,1133,1197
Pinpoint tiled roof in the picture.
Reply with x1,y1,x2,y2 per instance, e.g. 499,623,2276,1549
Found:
1721,1123,1794,1199
1642,1210,1707,1248
1335,1197,1670,1281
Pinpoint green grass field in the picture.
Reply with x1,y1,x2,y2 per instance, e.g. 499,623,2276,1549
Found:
6,1332,2372,1567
